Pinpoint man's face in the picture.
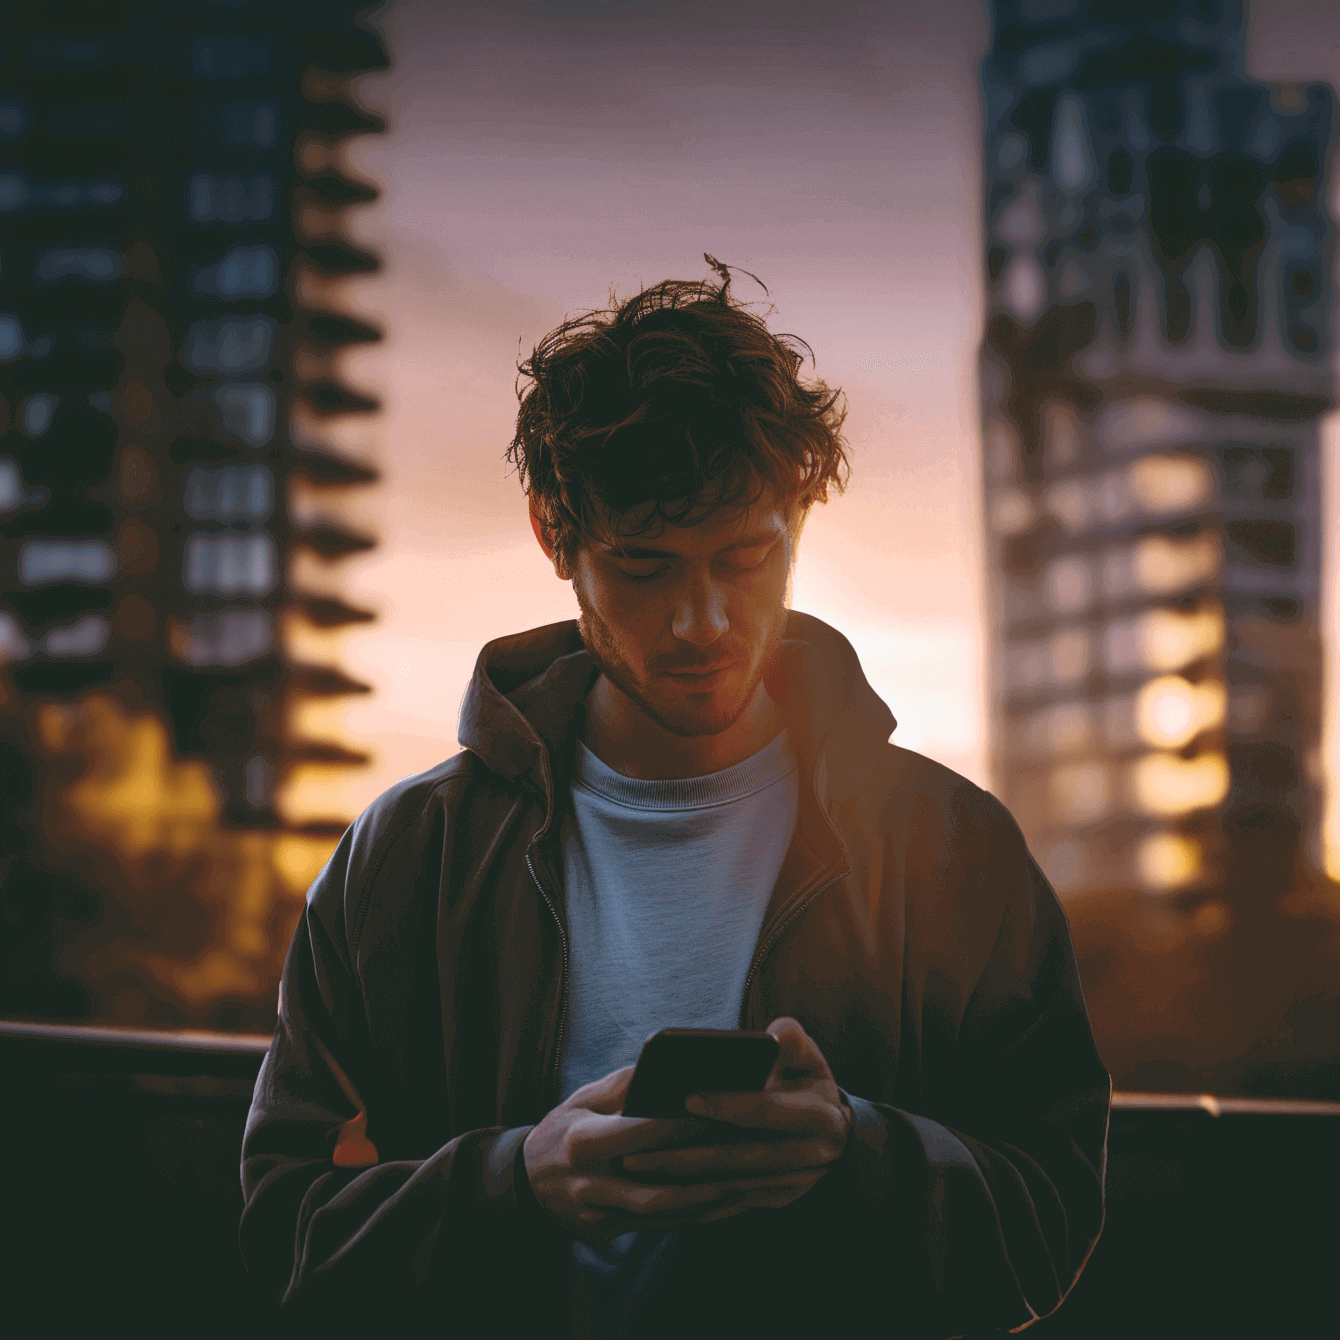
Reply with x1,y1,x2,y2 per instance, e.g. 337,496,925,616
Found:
570,492,794,739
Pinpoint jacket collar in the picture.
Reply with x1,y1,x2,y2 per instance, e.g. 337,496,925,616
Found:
455,610,897,837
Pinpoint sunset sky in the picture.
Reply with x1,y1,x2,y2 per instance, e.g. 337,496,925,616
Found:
284,0,1340,869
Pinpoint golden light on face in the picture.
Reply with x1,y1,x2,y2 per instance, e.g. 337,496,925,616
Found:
570,496,793,740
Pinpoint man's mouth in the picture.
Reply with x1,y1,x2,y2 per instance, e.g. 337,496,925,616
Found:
664,662,734,680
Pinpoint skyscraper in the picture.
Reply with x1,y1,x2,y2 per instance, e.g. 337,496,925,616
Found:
979,0,1333,912
0,1,386,829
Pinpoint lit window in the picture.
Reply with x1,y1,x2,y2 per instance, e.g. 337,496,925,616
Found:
172,608,272,667
182,317,275,373
1136,832,1203,891
1048,762,1110,825
1135,676,1226,749
21,394,55,436
1103,606,1224,675
1097,395,1209,455
184,465,274,521
1129,750,1230,816
43,615,110,657
1045,554,1092,613
989,488,1034,535
19,539,116,586
195,245,278,298
183,532,277,596
0,612,31,660
0,314,25,361
0,458,21,512
1128,454,1214,515
37,247,122,281
38,180,122,208
1050,628,1090,684
213,383,276,446
1133,531,1220,593
188,173,275,223
1044,477,1090,532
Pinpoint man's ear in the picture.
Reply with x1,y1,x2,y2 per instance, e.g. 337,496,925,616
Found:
529,504,558,566
529,504,552,558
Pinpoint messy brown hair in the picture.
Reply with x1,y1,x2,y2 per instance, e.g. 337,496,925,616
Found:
507,264,849,577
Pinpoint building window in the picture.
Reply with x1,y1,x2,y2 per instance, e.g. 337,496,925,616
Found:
187,173,275,223
183,316,275,373
184,465,274,521
1129,750,1230,816
1135,675,1226,749
19,539,117,585
212,383,276,447
195,245,279,299
171,608,273,667
183,532,277,596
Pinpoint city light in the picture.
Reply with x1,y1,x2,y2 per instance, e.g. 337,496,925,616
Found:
1136,675,1227,749
1130,750,1231,817
1136,831,1204,891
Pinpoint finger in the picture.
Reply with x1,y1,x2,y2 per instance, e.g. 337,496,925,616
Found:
584,1168,826,1218
568,1065,637,1115
572,1115,711,1162
765,1016,826,1079
594,1170,830,1234
686,1087,835,1133
621,1136,840,1178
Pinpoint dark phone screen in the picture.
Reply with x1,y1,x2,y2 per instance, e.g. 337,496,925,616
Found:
622,1028,779,1119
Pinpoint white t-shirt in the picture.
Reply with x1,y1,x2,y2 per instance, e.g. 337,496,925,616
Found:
558,728,800,1338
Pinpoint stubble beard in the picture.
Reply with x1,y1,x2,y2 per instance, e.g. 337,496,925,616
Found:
573,579,787,740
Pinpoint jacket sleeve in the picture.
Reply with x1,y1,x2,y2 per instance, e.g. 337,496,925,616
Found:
824,804,1111,1339
238,812,565,1332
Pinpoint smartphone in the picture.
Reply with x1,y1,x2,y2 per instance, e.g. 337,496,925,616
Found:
622,1027,779,1119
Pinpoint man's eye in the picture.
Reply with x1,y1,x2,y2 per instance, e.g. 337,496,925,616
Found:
726,545,772,571
617,565,669,582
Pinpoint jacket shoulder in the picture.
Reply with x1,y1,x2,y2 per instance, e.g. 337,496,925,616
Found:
865,741,1029,859
304,750,500,959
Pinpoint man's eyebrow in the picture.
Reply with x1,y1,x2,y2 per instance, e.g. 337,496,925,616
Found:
602,530,782,560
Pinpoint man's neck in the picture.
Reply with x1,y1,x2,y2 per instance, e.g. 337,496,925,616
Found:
581,676,785,781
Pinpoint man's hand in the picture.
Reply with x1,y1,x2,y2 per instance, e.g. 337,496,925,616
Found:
619,1016,853,1195
521,1019,852,1246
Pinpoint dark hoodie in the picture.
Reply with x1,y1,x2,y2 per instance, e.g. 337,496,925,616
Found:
240,612,1110,1339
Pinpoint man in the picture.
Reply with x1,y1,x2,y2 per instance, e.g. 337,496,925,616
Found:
240,271,1110,1338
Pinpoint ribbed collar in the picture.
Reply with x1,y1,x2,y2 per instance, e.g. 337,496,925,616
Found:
573,728,797,812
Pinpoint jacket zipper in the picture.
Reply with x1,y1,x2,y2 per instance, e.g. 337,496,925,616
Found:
525,850,569,1100
737,866,850,1028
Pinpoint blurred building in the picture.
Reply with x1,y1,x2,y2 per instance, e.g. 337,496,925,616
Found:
0,1,386,829
979,0,1333,912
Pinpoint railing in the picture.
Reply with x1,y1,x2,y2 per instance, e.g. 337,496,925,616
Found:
5,1019,1338,1337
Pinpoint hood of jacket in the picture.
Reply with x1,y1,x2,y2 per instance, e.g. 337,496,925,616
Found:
455,608,898,837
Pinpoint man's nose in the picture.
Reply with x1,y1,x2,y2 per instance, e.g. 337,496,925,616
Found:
671,571,729,645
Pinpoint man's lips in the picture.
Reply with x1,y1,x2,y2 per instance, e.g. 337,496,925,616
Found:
663,662,734,679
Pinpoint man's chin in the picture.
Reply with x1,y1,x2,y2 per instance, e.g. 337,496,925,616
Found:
639,685,754,739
